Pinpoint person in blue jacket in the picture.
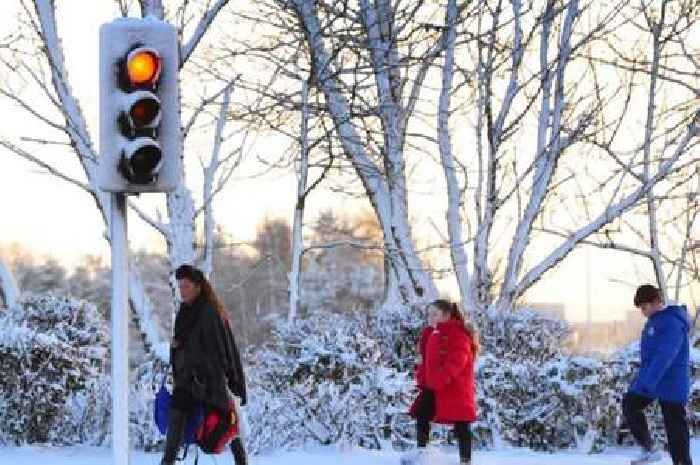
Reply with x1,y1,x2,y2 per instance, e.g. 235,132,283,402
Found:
623,284,692,465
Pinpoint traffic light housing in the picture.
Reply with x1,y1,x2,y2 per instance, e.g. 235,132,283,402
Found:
98,18,181,193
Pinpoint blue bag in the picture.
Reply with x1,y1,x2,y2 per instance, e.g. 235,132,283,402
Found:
154,380,204,447
154,380,171,435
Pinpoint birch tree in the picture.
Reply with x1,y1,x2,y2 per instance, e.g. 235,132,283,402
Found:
215,0,484,305
433,0,698,312
565,0,700,305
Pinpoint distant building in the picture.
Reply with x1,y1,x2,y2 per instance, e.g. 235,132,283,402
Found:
565,305,699,355
567,309,646,354
523,302,566,321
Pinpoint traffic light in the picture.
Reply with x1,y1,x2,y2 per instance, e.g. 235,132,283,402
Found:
98,18,181,193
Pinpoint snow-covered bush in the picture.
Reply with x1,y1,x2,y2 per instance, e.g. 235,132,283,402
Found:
245,305,586,453
301,258,384,313
129,359,169,451
0,295,109,445
472,309,577,451
245,304,700,455
592,342,700,453
245,307,416,454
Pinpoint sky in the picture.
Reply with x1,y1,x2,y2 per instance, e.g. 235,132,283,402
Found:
0,1,697,324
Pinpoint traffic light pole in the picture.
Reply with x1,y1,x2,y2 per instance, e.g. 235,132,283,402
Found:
110,192,130,465
99,18,181,465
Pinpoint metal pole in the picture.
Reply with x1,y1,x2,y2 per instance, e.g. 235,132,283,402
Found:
111,192,130,465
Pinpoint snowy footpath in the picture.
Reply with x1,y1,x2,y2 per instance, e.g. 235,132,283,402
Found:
1,442,699,465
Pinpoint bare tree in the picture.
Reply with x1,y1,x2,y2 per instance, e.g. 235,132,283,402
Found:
574,0,699,304
438,0,473,309
540,1,700,308
432,0,698,312
216,0,489,305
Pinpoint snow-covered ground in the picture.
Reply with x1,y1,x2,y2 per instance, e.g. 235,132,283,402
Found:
1,442,699,465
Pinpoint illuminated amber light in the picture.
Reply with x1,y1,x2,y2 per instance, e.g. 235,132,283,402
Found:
127,50,160,86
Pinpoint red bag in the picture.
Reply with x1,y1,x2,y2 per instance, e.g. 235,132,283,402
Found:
195,404,239,454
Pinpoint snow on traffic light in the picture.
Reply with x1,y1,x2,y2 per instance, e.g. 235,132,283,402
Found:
98,18,181,193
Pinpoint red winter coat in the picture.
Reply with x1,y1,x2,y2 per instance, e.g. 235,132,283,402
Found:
409,318,477,423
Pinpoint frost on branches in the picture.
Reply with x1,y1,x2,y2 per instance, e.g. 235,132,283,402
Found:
0,295,109,445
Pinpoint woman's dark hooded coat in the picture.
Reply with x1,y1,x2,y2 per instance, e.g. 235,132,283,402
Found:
171,294,247,412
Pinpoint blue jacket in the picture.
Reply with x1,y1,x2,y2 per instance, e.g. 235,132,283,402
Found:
630,305,690,404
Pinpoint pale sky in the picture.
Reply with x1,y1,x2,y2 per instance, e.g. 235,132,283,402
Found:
0,1,697,323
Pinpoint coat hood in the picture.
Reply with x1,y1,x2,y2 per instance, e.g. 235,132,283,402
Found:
659,304,690,333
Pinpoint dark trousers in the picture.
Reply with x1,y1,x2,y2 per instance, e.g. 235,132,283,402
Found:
163,388,247,465
230,436,248,465
622,392,693,465
161,387,198,463
417,417,471,462
161,408,190,464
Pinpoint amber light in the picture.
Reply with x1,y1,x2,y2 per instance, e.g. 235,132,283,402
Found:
127,50,160,86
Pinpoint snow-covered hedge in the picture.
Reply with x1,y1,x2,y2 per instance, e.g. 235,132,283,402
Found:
129,360,169,451
2,294,696,454
245,305,590,454
245,307,418,453
0,295,109,445
245,305,699,454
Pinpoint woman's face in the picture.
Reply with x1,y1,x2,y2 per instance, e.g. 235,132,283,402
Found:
178,278,201,305
427,305,448,327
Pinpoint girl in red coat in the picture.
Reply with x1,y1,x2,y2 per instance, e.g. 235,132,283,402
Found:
405,299,479,465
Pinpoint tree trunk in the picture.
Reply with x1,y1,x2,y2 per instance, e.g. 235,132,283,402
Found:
293,0,438,305
438,0,473,311
289,76,310,322
0,259,19,308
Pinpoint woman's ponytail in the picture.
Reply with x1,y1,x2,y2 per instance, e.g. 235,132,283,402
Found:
431,299,480,357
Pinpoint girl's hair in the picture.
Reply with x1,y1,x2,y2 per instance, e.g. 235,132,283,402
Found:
175,264,228,320
431,299,481,356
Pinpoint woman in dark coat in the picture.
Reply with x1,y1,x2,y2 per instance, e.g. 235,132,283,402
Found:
405,299,479,465
160,265,248,465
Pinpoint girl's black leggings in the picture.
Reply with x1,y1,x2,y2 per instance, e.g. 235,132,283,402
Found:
417,417,472,462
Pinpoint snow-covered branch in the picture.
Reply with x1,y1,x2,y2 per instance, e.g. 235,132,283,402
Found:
139,0,164,19
513,119,698,300
0,139,91,193
127,198,169,237
289,0,438,303
289,74,310,322
201,82,234,275
180,0,230,67
498,0,581,309
438,0,472,310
